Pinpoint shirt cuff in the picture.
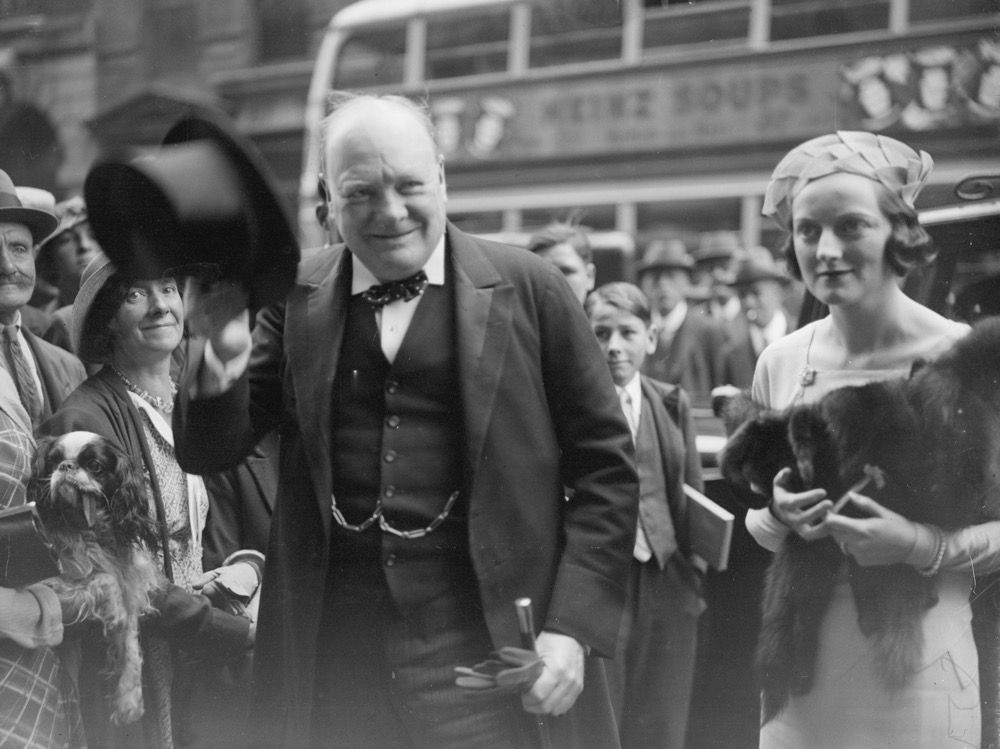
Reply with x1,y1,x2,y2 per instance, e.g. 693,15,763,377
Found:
198,339,251,397
745,506,790,552
903,522,938,569
0,584,63,648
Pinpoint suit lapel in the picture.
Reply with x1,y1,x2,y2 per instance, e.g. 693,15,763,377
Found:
449,225,511,474
286,246,350,538
640,377,686,525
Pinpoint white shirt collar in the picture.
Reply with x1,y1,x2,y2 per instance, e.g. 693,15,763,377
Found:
351,235,446,295
615,372,643,415
654,300,688,340
750,309,789,354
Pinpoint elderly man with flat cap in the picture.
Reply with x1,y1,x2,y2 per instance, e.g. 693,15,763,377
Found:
0,171,84,430
175,93,637,748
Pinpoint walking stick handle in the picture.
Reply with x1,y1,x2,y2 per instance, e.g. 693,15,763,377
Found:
515,598,555,749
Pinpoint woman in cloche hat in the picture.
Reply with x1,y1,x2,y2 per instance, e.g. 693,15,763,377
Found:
745,131,993,748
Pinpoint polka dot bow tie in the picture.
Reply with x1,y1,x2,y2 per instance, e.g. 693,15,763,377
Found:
361,270,429,308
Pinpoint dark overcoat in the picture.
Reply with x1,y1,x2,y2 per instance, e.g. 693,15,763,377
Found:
174,225,639,748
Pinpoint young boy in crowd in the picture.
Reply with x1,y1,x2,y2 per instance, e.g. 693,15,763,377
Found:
585,282,705,749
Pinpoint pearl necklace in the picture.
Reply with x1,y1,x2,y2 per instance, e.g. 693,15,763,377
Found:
110,365,178,414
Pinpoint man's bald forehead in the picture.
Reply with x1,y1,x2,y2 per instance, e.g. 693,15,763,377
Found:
324,97,438,154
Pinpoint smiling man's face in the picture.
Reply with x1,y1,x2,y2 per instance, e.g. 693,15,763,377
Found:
325,100,447,282
0,222,36,324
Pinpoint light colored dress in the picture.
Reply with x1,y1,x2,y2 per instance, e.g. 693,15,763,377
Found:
751,317,982,749
128,394,209,592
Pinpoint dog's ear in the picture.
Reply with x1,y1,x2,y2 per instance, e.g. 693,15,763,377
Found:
28,436,60,505
720,413,795,504
106,445,160,550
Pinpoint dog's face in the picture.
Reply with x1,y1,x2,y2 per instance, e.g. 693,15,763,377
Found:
32,432,157,549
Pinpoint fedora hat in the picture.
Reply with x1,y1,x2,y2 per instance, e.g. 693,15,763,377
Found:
729,251,789,287
84,112,299,308
692,231,741,265
637,239,693,277
0,170,57,244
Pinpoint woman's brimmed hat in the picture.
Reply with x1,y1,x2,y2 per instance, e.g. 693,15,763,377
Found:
71,252,118,364
762,131,934,227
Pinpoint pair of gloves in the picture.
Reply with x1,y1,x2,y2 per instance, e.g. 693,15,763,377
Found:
454,647,544,693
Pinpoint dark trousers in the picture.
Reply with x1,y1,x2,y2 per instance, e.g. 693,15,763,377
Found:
311,557,537,749
609,556,700,749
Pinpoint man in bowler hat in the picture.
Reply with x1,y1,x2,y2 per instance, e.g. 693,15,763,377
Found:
174,93,637,748
720,250,790,388
0,170,85,429
637,238,725,405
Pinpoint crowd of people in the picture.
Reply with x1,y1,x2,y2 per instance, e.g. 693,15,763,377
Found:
0,90,994,749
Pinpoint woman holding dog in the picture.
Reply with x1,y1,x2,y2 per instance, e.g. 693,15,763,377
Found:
40,252,256,748
746,131,993,748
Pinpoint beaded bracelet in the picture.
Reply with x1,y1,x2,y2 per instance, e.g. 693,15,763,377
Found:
919,526,946,577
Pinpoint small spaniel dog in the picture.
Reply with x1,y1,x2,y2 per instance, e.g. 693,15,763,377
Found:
31,431,165,725
721,318,1000,725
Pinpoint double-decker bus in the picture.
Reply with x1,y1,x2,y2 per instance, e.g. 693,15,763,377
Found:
298,0,999,265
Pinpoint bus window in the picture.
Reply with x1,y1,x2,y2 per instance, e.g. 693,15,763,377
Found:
521,205,617,233
770,0,890,42
450,211,506,235
336,25,407,89
637,197,742,240
644,1,752,53
910,0,996,24
426,9,511,80
530,5,622,68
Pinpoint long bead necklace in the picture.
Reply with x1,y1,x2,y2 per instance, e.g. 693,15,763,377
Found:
110,365,178,414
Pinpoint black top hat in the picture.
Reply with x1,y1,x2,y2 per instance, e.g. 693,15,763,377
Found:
0,170,57,244
637,239,693,277
84,113,299,308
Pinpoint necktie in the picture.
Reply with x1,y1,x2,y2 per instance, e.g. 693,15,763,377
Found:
620,390,653,562
619,390,638,440
361,270,429,308
4,325,41,426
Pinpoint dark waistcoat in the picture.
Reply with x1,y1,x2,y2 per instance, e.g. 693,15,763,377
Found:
329,282,473,611
634,394,679,568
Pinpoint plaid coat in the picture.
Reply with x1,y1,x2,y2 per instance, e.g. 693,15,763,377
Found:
0,368,85,748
